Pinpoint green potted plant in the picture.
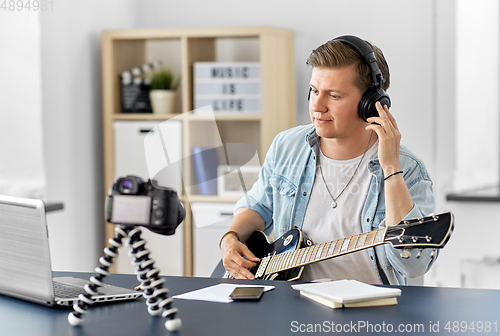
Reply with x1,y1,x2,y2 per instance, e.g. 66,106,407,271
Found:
148,68,179,114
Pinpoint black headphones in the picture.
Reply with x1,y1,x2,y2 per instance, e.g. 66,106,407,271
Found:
308,35,391,122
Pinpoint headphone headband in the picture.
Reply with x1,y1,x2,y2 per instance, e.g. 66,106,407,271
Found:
332,35,384,89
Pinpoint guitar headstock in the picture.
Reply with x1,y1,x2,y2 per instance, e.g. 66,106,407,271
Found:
385,212,454,251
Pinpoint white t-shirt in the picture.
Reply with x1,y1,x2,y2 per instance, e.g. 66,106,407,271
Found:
300,141,381,284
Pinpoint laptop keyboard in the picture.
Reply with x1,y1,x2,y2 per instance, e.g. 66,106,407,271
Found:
53,281,86,298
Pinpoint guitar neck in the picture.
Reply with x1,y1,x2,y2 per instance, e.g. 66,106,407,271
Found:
264,228,388,276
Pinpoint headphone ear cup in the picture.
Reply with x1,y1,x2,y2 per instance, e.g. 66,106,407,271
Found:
358,88,391,122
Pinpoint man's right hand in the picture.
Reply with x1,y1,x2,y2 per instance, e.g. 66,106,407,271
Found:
220,234,260,279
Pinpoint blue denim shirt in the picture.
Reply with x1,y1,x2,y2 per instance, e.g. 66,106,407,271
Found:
235,124,436,285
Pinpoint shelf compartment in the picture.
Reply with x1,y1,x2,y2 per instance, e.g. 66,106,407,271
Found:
102,27,296,277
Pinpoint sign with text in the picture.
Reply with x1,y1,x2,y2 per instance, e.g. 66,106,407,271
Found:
193,62,261,114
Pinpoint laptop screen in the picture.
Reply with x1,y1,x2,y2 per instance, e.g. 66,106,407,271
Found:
0,196,54,303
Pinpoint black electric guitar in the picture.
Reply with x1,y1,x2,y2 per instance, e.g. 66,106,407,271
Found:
223,211,454,281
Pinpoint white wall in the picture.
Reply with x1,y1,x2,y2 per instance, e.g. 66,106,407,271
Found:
39,1,139,271
135,0,436,174
134,0,500,288
0,12,46,198
32,0,438,273
425,0,500,288
27,0,499,288
455,0,499,192
38,0,437,272
134,0,448,282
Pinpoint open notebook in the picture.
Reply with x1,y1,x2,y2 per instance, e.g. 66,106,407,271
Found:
0,195,141,307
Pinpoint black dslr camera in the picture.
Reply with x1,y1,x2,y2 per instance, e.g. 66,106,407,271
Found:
106,175,185,235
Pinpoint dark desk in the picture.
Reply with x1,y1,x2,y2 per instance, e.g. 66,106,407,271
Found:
1,272,499,335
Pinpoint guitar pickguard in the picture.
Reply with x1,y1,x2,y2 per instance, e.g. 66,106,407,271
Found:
245,229,313,281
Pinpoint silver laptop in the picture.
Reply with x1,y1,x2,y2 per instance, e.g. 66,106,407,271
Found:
0,195,142,307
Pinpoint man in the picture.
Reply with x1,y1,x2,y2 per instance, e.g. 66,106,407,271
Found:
219,36,435,285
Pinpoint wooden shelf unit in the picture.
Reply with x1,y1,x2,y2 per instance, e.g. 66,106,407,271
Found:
102,27,296,276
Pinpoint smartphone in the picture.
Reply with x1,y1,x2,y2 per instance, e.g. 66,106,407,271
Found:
229,286,265,300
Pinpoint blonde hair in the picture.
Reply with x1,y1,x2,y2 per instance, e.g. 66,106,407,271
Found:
306,39,390,93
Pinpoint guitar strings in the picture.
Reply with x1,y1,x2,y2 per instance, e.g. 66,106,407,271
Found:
264,217,442,274
385,218,436,233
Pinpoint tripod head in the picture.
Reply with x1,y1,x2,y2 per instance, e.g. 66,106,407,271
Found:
106,175,185,235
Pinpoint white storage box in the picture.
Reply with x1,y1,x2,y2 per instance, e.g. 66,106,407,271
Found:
217,165,260,197
113,120,184,276
113,120,182,194
191,202,235,277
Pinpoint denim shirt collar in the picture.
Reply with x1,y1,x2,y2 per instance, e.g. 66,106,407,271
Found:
305,126,319,148
305,126,381,170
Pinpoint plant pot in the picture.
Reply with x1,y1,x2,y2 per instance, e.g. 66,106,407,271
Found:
149,90,177,114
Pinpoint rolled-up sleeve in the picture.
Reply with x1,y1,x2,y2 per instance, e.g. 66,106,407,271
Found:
380,165,437,279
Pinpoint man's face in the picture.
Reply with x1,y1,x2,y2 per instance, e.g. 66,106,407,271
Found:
309,65,365,140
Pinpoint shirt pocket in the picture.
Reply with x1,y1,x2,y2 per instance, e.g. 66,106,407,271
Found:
373,209,386,229
269,175,297,197
269,175,297,236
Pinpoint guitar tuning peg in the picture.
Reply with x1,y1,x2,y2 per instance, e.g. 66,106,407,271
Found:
431,248,437,258
426,236,432,242
412,236,418,243
401,249,411,259
412,216,425,223
416,248,423,259
398,237,405,243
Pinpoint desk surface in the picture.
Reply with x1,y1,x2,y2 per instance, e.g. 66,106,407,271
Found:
1,272,499,335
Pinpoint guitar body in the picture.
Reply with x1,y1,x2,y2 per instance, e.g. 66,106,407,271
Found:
243,228,313,281
222,212,454,282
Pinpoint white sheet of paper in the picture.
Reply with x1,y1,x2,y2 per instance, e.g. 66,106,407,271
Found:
173,284,275,303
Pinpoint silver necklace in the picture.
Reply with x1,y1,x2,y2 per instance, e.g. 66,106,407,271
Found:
318,131,374,208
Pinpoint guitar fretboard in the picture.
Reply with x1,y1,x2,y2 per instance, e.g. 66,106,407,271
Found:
264,228,387,275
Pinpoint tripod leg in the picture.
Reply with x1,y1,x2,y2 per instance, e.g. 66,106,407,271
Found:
68,226,130,326
128,227,181,332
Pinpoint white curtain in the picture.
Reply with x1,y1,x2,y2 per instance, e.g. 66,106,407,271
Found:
0,12,46,198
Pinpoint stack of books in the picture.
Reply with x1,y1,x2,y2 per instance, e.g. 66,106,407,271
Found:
191,146,219,195
292,280,401,309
